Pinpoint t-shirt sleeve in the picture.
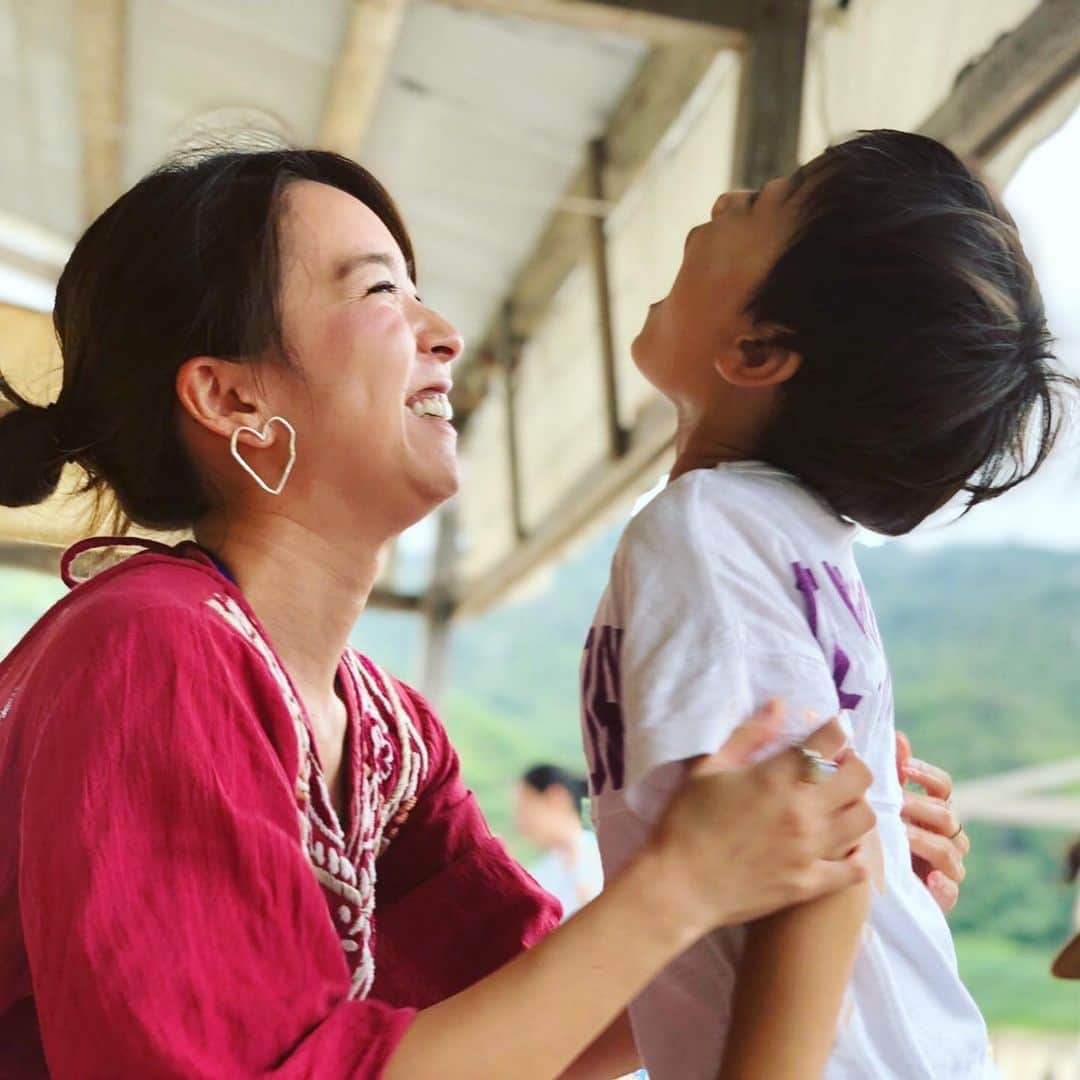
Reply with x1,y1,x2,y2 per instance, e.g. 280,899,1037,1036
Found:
371,684,562,1009
19,608,415,1078
608,498,844,822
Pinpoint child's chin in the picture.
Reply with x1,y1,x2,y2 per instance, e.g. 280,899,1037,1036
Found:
629,340,664,390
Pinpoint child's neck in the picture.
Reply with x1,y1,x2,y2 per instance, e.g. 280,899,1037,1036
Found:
670,409,755,483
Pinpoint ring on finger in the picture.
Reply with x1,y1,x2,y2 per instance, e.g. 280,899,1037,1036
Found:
797,745,839,785
949,823,964,840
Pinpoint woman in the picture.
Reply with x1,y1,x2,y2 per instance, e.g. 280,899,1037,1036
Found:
0,149,964,1077
516,765,603,919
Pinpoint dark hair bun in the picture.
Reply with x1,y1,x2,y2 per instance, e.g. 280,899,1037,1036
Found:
0,405,65,507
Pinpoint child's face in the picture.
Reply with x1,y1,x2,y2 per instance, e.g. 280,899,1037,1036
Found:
632,173,804,412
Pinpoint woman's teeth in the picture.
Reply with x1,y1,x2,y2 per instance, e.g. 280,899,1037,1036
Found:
408,393,454,421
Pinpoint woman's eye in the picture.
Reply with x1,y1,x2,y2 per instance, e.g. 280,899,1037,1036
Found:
366,281,399,296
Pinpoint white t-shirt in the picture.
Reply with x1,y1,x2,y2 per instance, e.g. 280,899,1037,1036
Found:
580,462,996,1080
527,830,604,921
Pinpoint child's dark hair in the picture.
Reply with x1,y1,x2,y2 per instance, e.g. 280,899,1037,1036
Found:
0,148,413,528
522,764,589,808
747,130,1070,536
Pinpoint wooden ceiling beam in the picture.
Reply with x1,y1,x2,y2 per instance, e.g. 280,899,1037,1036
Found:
0,539,422,612
921,0,1080,160
438,0,748,44
733,0,811,190
0,542,61,577
319,0,409,156
75,0,127,223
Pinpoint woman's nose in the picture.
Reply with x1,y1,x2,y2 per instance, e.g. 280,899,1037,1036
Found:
418,307,464,364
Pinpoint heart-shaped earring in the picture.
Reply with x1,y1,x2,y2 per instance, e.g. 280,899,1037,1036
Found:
229,416,296,496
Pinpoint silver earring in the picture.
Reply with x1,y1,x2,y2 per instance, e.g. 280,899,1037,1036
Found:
229,416,296,496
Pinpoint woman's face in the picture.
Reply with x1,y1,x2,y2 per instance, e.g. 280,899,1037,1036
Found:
268,180,463,536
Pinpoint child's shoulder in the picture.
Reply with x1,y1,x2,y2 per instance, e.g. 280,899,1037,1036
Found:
613,469,752,580
621,464,777,546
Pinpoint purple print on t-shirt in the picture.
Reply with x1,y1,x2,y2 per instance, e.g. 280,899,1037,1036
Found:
793,561,865,712
792,562,820,637
824,561,868,637
582,625,626,794
832,645,864,711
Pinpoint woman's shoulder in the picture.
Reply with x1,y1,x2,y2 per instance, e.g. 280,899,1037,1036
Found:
4,547,253,688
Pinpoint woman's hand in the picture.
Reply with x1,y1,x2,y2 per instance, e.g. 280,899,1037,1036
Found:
896,732,969,913
653,701,875,935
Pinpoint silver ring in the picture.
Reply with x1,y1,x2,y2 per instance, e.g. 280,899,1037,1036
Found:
797,746,839,784
949,823,964,841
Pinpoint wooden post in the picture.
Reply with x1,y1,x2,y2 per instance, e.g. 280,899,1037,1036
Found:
587,137,629,459
497,303,528,540
420,504,460,705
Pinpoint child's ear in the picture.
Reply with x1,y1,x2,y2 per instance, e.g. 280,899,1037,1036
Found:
714,333,802,388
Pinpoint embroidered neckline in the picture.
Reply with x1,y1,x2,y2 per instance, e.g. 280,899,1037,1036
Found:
52,537,430,999
203,593,427,1000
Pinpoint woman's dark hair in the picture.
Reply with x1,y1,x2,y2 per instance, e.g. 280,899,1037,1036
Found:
748,129,1072,536
522,764,589,808
0,148,414,528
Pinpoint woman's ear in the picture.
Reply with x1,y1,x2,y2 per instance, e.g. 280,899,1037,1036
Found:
176,356,263,440
714,331,803,388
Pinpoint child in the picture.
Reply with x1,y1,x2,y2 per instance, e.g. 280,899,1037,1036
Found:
581,130,1068,1079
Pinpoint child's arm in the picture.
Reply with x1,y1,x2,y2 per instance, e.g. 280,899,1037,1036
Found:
719,834,877,1080
558,1011,639,1080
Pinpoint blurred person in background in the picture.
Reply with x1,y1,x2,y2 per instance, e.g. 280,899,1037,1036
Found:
1066,839,1080,931
1052,839,1080,980
516,764,604,920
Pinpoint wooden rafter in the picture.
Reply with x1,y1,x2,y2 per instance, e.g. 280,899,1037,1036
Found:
75,0,126,223
319,0,409,156
921,0,1080,160
452,40,723,424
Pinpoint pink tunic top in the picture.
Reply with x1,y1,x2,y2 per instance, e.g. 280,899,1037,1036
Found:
0,541,559,1077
